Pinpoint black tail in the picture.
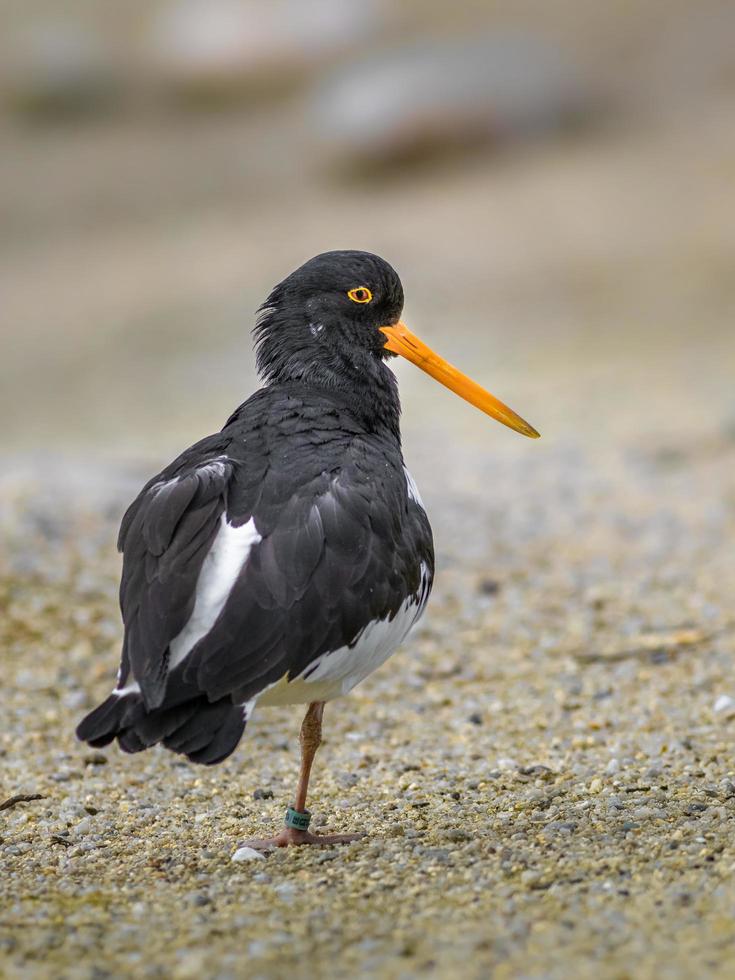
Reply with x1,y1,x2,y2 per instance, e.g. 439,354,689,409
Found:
76,691,247,766
76,693,142,748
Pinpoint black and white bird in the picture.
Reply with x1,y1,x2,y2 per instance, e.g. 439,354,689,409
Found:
77,250,538,849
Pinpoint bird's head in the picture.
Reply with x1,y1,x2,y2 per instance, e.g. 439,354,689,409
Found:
254,250,539,439
254,250,404,381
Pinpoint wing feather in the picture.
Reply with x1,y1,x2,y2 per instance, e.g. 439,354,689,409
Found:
118,450,233,708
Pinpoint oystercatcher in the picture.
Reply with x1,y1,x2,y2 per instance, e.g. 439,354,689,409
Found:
77,250,538,849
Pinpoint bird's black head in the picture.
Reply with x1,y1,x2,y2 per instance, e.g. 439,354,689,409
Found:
252,250,406,436
253,250,404,385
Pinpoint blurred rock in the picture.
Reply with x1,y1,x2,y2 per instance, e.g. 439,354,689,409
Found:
311,34,597,175
2,21,121,120
147,0,384,105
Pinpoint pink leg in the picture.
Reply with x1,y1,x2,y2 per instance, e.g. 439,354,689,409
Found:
241,701,363,851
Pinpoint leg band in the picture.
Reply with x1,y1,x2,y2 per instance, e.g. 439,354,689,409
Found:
284,807,311,831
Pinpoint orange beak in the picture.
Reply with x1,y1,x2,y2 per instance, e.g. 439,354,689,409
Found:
380,321,540,439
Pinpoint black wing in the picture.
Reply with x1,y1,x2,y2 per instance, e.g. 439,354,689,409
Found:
116,434,233,708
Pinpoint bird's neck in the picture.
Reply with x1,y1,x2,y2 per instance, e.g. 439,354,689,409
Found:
254,306,402,442
270,353,402,444
333,354,402,444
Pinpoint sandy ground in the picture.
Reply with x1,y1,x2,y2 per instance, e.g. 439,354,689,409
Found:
2,83,735,978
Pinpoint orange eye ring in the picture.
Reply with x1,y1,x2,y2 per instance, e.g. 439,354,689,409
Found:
347,286,373,304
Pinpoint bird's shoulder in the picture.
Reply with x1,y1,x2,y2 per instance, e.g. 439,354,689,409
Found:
117,431,233,552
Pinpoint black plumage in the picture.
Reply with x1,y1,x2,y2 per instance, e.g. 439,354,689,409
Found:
77,252,434,769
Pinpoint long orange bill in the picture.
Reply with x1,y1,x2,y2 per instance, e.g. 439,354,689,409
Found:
380,321,540,439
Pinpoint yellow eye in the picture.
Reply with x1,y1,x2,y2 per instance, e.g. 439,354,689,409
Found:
347,286,373,304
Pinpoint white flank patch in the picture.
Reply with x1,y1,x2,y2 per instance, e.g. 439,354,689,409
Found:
241,699,256,722
169,515,262,670
259,561,431,706
404,467,425,508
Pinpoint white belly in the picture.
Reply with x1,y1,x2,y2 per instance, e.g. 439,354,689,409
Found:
258,564,430,706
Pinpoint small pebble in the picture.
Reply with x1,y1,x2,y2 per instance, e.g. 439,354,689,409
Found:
253,788,274,800
231,847,266,863
713,694,735,714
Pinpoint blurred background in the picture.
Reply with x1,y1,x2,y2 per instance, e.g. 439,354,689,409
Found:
2,0,734,465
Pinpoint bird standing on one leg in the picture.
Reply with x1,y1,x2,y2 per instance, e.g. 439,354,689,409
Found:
77,250,539,849
246,701,358,848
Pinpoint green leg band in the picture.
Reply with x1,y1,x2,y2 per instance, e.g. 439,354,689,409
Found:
285,807,311,831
